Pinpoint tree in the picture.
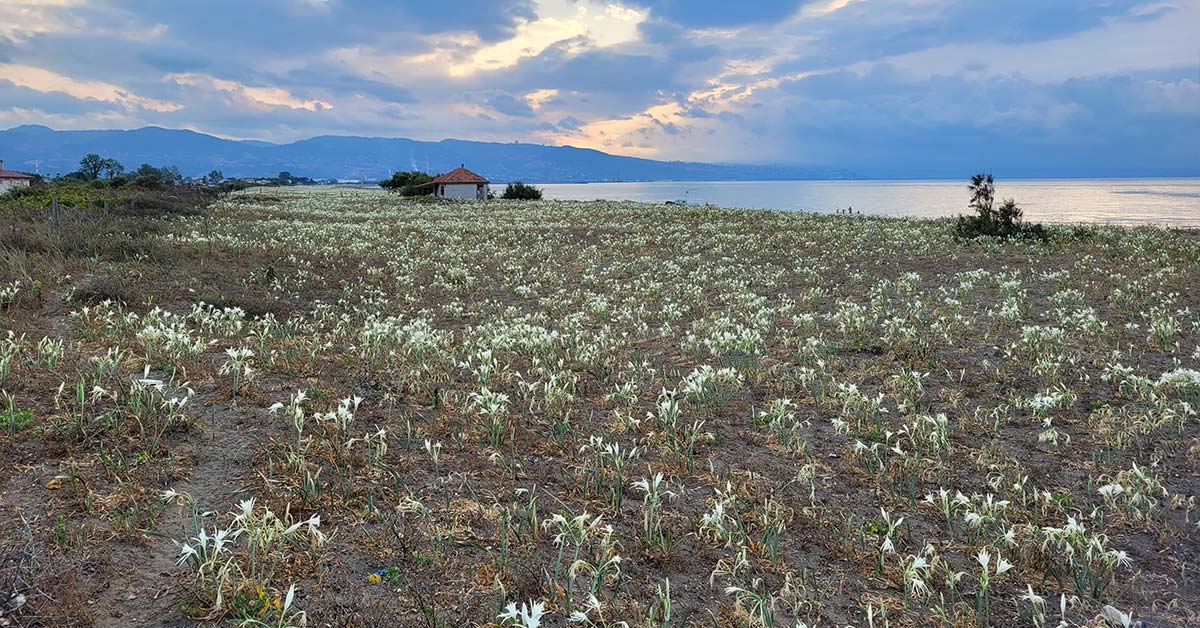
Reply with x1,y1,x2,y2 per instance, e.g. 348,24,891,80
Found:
501,181,542,200
159,165,182,185
996,198,1022,228
128,163,181,188
955,173,1043,240
277,171,293,185
79,154,106,180
968,173,995,221
379,171,435,196
130,163,164,188
207,170,224,186
100,158,124,179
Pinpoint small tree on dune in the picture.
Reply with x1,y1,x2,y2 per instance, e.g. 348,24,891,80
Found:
969,173,995,223
955,172,1044,240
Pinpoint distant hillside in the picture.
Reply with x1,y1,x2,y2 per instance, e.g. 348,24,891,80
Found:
0,125,859,182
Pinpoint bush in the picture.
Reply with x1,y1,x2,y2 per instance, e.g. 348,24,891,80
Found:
501,181,542,200
380,171,435,196
954,173,1045,241
219,180,250,195
132,174,166,189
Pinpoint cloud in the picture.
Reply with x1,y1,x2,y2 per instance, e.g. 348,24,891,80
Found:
169,73,332,112
0,79,120,115
477,91,537,118
444,0,647,76
0,63,181,112
1,0,87,42
636,0,803,27
878,3,1198,83
556,116,584,130
138,44,212,73
0,0,1194,176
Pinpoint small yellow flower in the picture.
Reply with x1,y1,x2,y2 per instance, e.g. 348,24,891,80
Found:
367,573,383,584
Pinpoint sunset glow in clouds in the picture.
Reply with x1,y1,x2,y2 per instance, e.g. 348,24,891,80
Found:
1,0,1197,175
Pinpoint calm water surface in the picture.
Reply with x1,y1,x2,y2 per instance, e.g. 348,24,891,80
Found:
538,179,1200,227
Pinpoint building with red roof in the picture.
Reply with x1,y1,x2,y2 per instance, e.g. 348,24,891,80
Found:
432,165,489,200
0,160,35,193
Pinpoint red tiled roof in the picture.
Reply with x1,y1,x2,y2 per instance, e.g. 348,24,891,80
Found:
432,165,488,184
0,170,34,180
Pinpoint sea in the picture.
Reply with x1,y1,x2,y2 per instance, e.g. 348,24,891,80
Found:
537,178,1200,228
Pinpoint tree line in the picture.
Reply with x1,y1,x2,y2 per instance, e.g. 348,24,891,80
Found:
62,155,314,189
66,153,226,188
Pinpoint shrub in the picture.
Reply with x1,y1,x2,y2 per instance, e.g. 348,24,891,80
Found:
380,171,435,196
501,181,543,200
954,173,1045,241
131,174,165,189
219,180,250,195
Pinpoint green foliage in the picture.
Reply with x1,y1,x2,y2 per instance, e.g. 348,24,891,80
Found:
78,153,106,180
77,153,124,180
102,158,124,178
0,179,216,219
127,163,183,188
1,158,196,208
271,171,316,186
380,171,436,196
0,182,50,205
955,173,1046,241
501,181,543,200
0,181,112,209
219,180,250,194
2,408,32,430
3,394,32,441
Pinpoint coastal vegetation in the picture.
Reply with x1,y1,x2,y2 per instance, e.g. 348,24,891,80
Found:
501,181,544,200
955,173,1047,241
0,187,1197,626
379,171,436,196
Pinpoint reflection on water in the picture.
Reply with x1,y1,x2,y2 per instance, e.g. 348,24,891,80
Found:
538,179,1200,227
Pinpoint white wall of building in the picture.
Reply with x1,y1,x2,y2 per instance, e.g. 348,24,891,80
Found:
0,179,31,193
438,183,486,199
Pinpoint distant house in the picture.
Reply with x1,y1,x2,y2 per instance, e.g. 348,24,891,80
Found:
0,160,34,193
432,165,489,200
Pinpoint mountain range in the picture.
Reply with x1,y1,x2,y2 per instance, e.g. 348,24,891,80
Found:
0,125,859,183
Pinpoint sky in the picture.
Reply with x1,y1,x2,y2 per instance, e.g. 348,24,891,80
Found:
1,0,1198,176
